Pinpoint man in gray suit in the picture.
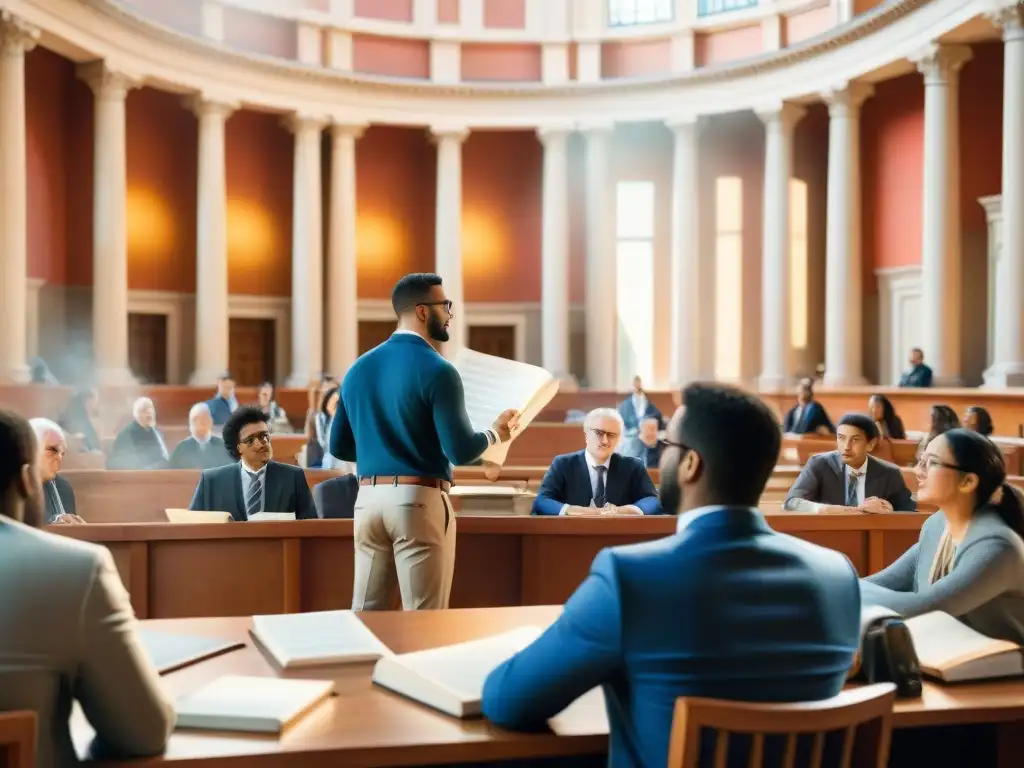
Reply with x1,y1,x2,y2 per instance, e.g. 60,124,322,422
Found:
784,413,916,514
0,409,174,768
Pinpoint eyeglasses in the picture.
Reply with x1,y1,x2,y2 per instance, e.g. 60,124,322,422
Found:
241,431,272,447
916,453,962,472
418,300,454,315
589,428,620,442
44,446,66,459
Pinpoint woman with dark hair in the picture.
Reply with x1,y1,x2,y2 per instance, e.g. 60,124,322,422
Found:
963,405,995,437
917,404,960,459
867,394,906,440
861,428,1024,643
61,387,102,453
304,385,340,468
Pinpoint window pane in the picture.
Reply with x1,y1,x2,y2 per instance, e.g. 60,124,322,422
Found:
616,181,655,239
790,179,808,350
616,240,654,387
608,0,673,26
715,176,743,234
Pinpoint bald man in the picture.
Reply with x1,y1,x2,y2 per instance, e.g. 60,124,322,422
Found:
29,418,84,524
107,397,170,470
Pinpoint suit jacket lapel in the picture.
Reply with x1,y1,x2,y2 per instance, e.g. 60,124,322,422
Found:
264,462,281,513
864,456,883,499
233,465,246,520
575,452,593,505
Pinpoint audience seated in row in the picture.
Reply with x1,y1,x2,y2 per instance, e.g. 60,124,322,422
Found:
616,375,666,436
168,403,232,470
107,398,169,470
783,378,835,436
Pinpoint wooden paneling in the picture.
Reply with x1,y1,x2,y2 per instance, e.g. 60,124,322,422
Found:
358,320,395,354
128,312,168,384
468,324,515,360
229,317,275,386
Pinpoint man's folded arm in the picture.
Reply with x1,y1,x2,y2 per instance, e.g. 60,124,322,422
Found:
532,459,568,516
631,463,661,515
783,464,823,512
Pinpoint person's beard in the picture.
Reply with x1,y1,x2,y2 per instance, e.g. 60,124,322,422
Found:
659,459,683,517
426,310,449,343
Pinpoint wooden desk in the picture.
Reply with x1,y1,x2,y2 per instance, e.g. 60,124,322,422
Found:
52,515,925,620
72,608,1024,767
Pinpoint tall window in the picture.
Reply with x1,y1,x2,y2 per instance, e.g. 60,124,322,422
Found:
698,0,759,18
615,181,655,387
714,177,743,380
789,179,808,350
608,0,673,27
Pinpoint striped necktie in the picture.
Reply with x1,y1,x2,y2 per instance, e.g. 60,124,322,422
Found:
594,466,607,508
246,471,263,517
846,471,861,507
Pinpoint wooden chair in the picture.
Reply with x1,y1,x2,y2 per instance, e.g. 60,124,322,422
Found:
0,710,36,768
667,683,896,768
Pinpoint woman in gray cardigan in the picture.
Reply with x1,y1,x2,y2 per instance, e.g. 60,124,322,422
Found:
861,428,1024,644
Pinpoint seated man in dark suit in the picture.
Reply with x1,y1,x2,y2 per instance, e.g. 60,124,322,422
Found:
107,397,170,470
189,407,316,521
29,418,84,524
784,413,916,514
898,347,933,388
170,403,233,470
205,372,239,426
533,408,660,516
617,375,665,436
483,384,861,768
636,417,666,469
783,378,835,436
312,474,359,519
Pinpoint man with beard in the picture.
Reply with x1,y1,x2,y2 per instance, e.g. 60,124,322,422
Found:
0,409,173,767
330,273,519,610
482,383,861,768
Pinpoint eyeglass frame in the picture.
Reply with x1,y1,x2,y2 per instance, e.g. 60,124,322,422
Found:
240,431,272,447
417,300,454,315
916,453,963,473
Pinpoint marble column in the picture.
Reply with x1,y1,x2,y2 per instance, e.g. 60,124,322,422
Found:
0,12,38,383
985,4,1024,386
78,61,139,386
822,82,873,386
912,44,972,386
538,127,571,378
326,123,364,376
189,96,236,385
582,123,616,389
757,102,805,390
285,114,326,387
432,127,468,356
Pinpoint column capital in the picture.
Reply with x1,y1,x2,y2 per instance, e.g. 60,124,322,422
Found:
665,113,700,131
330,122,366,140
0,11,40,56
576,120,615,136
429,125,469,144
282,113,328,135
185,94,239,120
754,101,806,129
77,61,140,101
911,43,973,85
537,124,573,145
986,1,1024,40
821,81,875,116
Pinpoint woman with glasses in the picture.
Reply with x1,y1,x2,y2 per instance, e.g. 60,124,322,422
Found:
860,428,1024,643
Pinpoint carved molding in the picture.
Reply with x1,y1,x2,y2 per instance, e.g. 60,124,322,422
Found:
0,10,40,56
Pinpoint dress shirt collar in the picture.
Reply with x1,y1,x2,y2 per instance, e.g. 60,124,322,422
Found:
844,457,869,477
676,505,761,534
241,459,268,477
584,450,611,471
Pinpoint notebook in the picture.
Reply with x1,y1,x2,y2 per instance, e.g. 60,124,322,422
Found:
164,509,231,524
139,629,244,674
904,611,1023,682
250,610,392,669
371,626,543,717
453,348,559,468
174,675,334,733
247,512,296,522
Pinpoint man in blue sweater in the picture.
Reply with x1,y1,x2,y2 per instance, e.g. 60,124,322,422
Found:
330,273,518,610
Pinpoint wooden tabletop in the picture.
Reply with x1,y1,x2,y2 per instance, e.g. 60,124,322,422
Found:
73,606,1024,766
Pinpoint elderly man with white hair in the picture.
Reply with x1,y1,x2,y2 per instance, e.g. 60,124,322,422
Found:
169,403,232,469
106,397,170,470
532,407,661,516
29,417,84,524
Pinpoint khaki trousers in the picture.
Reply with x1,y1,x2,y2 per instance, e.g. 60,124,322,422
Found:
351,483,456,610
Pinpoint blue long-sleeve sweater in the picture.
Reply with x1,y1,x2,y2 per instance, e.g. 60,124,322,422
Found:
329,333,492,481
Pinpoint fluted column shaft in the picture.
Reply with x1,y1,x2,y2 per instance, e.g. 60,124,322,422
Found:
327,124,364,376
582,124,616,388
285,115,326,386
0,13,37,383
757,103,805,390
79,62,138,386
985,6,1024,386
913,44,972,386
539,127,571,377
190,96,236,385
433,127,468,356
822,83,873,386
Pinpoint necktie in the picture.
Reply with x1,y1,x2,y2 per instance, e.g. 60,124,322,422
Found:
846,471,860,507
246,471,263,518
45,481,66,523
594,466,607,508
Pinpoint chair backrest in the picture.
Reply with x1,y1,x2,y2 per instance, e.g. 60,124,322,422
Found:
667,683,896,768
0,711,36,768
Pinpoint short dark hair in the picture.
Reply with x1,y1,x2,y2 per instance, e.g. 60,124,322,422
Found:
678,383,781,506
392,273,443,315
0,409,36,500
222,406,269,461
967,406,994,436
837,413,879,441
217,371,233,381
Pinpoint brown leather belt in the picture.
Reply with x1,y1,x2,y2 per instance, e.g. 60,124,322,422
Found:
359,475,451,493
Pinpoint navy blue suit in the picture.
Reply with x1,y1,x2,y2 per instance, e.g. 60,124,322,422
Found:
482,507,861,768
188,461,316,521
532,450,660,516
617,396,665,434
783,400,835,434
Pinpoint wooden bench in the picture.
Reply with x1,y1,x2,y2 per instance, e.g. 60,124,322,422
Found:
0,711,35,768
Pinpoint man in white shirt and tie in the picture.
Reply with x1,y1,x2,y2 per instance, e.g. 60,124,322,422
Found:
29,418,85,524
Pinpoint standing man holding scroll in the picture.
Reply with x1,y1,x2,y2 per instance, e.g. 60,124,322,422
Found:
330,273,519,610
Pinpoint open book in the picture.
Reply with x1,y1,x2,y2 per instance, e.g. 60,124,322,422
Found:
453,347,559,468
904,611,1023,682
174,675,334,733
251,610,392,668
371,626,543,717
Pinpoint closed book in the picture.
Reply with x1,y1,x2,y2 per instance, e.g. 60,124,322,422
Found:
905,611,1023,682
251,610,391,668
247,512,296,522
371,626,543,718
174,675,333,733
139,629,244,674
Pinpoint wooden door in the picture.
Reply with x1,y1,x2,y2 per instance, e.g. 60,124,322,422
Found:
229,318,275,385
468,325,516,360
128,313,168,384
358,321,396,354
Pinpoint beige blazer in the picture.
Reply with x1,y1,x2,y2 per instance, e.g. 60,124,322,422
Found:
0,516,174,768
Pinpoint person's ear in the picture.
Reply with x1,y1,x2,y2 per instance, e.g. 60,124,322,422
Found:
679,449,702,484
959,472,980,496
866,437,878,453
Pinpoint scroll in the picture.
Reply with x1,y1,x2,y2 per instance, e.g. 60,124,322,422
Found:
452,347,559,472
